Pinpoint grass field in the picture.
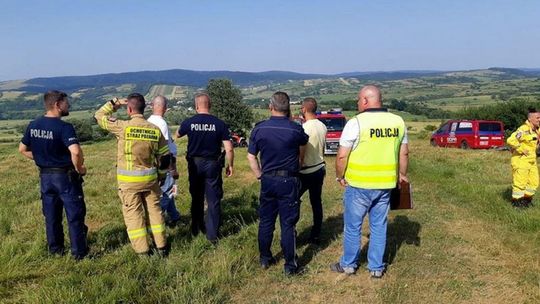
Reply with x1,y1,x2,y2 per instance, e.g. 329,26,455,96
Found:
0,134,539,303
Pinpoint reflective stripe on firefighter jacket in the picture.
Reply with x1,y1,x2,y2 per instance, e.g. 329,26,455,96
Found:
94,102,169,191
344,110,405,189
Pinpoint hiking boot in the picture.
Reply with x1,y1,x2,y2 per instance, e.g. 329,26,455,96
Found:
512,198,524,208
522,196,533,208
330,262,355,275
260,257,277,270
156,248,169,258
166,218,181,228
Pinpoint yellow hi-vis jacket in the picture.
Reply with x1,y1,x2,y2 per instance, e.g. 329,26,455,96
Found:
95,101,169,191
507,120,538,163
344,109,405,189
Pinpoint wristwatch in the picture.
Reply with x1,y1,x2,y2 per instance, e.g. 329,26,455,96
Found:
336,177,344,182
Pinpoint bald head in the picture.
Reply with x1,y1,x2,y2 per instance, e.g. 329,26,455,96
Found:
194,92,211,113
358,85,382,112
151,95,168,116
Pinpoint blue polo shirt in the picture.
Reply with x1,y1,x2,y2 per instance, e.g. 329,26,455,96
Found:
21,116,79,168
179,113,231,158
248,116,309,174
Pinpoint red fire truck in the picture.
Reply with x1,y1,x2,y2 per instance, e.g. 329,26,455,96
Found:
292,109,347,154
316,109,347,154
430,120,505,149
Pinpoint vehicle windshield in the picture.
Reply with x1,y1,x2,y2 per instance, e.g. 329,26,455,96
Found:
318,117,346,131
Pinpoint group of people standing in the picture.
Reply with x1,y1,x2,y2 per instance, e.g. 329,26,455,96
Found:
19,85,409,279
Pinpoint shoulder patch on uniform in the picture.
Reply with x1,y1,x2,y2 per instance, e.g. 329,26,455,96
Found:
516,131,522,139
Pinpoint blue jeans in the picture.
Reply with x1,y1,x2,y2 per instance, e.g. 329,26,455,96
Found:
340,186,391,271
160,171,180,221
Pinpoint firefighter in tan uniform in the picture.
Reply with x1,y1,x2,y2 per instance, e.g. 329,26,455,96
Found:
95,93,171,255
506,108,540,208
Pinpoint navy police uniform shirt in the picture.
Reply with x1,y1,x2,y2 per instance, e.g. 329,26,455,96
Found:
179,114,230,158
248,116,309,174
21,116,79,168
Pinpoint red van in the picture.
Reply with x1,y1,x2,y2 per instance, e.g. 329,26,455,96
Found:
430,120,505,149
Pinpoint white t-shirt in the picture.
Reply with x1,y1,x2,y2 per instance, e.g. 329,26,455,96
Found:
339,116,408,149
300,118,327,174
147,114,177,156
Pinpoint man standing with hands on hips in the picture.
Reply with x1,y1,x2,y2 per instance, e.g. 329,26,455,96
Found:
331,85,409,278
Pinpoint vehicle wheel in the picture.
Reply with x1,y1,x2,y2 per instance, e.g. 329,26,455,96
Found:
460,140,469,149
430,139,437,147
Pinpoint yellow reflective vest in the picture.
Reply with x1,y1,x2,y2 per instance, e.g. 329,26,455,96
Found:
95,101,169,191
344,109,405,189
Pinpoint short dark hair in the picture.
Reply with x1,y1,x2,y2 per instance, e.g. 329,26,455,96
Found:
528,107,538,113
127,93,146,114
270,91,290,113
44,90,68,110
302,97,318,113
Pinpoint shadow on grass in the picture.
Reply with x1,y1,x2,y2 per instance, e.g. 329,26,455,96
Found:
219,191,259,238
88,223,129,256
297,215,343,267
501,187,512,202
167,190,259,244
385,215,421,265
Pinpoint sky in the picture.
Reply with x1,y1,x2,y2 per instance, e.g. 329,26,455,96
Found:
1,0,539,81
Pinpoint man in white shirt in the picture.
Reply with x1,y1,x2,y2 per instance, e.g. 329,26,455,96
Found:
299,98,327,244
148,95,181,227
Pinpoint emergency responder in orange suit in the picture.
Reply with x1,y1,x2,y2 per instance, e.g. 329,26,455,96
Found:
95,93,171,255
506,108,540,208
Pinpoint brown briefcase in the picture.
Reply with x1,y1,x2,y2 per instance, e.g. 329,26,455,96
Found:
390,181,413,210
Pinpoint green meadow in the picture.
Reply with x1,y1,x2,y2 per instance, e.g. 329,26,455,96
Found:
0,132,538,303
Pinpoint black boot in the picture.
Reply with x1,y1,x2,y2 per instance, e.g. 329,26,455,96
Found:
511,198,523,208
522,195,533,208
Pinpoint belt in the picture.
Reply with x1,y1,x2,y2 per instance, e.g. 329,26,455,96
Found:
188,156,219,161
263,170,298,177
301,161,326,170
39,166,74,174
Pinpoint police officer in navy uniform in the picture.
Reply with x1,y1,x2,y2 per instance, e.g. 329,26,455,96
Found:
19,90,89,260
247,91,308,275
177,92,234,243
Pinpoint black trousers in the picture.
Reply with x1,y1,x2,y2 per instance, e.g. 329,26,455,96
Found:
40,171,88,257
187,158,223,241
258,175,301,272
299,166,326,239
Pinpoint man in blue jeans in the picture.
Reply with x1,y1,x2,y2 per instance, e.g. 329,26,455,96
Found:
148,95,181,227
332,85,409,278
